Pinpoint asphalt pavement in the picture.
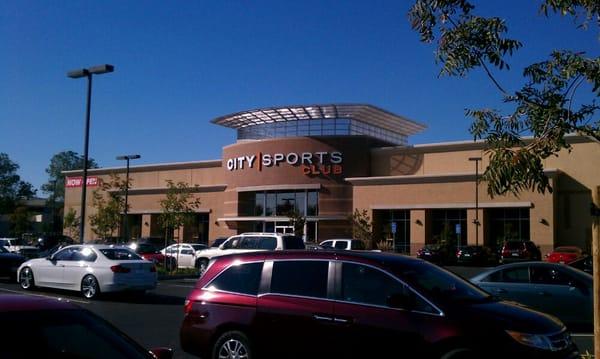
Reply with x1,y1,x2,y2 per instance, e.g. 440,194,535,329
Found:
0,266,594,358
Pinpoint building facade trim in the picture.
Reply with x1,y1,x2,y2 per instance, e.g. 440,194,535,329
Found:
62,159,222,176
107,184,227,195
235,184,322,192
370,202,532,210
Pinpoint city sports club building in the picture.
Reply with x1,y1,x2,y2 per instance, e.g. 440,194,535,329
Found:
63,104,599,255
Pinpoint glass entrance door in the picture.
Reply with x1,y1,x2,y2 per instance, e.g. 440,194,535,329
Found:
275,225,294,234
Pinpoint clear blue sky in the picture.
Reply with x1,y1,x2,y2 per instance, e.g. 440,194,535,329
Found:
1,0,598,193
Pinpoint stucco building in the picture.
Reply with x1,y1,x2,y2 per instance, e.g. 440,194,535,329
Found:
63,104,599,255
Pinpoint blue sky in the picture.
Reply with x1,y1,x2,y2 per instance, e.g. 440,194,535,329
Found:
1,0,598,193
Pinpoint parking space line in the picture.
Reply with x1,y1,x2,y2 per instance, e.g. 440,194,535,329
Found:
572,334,593,337
157,283,195,288
0,288,90,305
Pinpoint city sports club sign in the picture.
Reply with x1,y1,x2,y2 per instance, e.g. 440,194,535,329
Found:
65,176,100,188
226,151,343,176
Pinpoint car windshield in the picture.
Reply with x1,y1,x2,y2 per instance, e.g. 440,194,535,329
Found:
0,246,8,253
283,236,305,249
0,309,152,358
136,244,156,254
191,244,207,251
99,248,142,260
395,261,492,304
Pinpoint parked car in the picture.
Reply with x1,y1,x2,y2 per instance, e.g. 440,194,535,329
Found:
17,246,41,259
471,261,593,331
193,233,305,273
18,245,157,299
304,242,323,250
416,243,456,265
181,251,578,358
500,241,542,263
0,294,173,358
0,246,27,280
210,237,228,248
131,243,177,271
0,238,22,252
546,246,583,264
134,237,176,252
568,255,592,275
319,238,366,250
160,243,209,269
456,245,498,266
36,234,74,252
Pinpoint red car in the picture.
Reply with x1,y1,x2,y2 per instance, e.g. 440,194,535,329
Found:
0,294,173,358
131,243,177,271
546,246,583,264
180,251,577,359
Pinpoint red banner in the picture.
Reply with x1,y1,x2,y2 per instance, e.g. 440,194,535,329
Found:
66,176,99,188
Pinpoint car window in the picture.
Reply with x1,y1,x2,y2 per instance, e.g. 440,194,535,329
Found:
191,244,207,251
271,260,329,299
239,237,259,249
222,237,241,250
341,262,435,312
481,270,503,282
334,241,347,249
180,249,194,255
207,262,263,295
320,241,333,248
99,248,142,260
136,244,156,254
282,236,305,249
501,267,530,283
530,266,572,286
504,242,523,250
257,237,277,250
351,241,365,250
71,247,98,262
53,248,74,261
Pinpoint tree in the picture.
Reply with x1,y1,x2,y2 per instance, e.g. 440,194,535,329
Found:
63,207,81,242
41,151,98,203
409,1,600,355
89,174,128,240
349,209,374,249
0,153,36,214
286,209,306,239
409,0,599,196
9,206,32,237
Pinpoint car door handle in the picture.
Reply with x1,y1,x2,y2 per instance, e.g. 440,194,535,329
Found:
313,314,334,322
334,317,353,324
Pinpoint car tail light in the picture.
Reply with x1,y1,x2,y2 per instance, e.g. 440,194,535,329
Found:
150,265,156,273
184,299,193,314
457,250,462,256
110,265,131,273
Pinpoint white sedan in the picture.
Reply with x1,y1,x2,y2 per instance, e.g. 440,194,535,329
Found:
17,244,157,299
160,243,208,268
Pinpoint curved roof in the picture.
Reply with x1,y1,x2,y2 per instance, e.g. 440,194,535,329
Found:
211,104,427,137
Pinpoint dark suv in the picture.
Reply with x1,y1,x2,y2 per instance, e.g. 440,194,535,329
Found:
501,241,542,263
180,251,578,359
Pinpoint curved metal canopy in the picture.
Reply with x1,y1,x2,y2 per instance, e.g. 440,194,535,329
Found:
211,104,427,137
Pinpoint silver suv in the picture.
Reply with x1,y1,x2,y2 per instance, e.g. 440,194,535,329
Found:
196,233,305,272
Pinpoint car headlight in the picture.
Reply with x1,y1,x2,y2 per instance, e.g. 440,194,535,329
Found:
506,330,553,351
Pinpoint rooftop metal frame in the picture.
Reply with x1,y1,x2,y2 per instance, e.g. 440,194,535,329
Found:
211,104,427,138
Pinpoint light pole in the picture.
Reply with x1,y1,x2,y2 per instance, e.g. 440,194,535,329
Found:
68,64,114,243
469,157,482,247
116,155,141,243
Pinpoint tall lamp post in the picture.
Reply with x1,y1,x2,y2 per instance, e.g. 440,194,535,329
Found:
116,155,141,243
67,64,114,243
468,157,482,247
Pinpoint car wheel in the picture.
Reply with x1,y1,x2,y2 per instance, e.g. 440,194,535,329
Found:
212,331,252,359
81,275,100,299
440,348,477,359
196,258,209,273
19,267,35,290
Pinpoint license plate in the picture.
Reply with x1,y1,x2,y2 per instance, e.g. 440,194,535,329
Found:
512,253,519,257
464,254,471,257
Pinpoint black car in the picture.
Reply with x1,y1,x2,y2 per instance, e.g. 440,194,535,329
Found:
416,244,456,265
456,246,498,266
0,246,27,280
136,237,176,251
36,234,74,251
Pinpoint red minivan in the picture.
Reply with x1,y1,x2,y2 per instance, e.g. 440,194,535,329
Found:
180,251,578,359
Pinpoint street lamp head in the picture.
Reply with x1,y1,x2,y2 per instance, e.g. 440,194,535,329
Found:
67,64,114,78
468,157,482,162
116,155,141,161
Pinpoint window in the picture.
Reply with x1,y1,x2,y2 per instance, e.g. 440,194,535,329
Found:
71,248,97,262
489,208,530,248
341,263,436,313
501,267,530,283
334,241,347,249
320,241,333,248
239,190,319,217
271,261,329,298
351,241,365,250
53,248,74,261
239,237,259,249
530,266,572,286
99,248,142,261
208,262,263,295
282,236,305,249
431,209,467,247
258,237,277,250
222,237,241,249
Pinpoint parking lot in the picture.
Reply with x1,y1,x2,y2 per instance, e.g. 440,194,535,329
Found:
0,265,594,358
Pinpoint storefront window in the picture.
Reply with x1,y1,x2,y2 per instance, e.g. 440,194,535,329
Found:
431,209,467,247
239,190,319,217
488,208,530,248
307,191,318,216
374,210,411,254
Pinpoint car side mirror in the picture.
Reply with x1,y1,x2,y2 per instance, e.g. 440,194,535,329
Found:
386,293,416,310
149,347,173,359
